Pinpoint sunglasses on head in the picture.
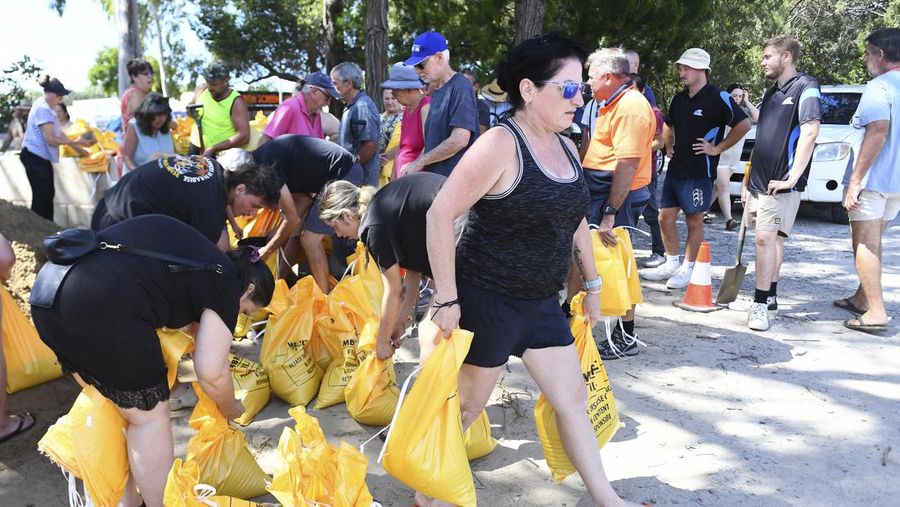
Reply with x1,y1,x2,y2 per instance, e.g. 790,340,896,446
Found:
547,80,588,100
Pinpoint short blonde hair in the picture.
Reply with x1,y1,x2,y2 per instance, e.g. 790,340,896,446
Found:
318,180,377,223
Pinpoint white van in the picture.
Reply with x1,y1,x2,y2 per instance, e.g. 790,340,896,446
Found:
729,84,864,223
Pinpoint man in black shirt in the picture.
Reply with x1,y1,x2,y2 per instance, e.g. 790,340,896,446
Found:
743,35,821,331
641,48,750,289
250,135,360,291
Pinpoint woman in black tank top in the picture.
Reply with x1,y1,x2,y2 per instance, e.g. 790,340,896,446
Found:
422,34,642,507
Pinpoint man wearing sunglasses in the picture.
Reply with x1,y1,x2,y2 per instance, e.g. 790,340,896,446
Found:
402,30,479,177
257,71,342,147
580,47,657,359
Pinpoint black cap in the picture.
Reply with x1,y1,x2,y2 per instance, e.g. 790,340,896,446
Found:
43,77,72,96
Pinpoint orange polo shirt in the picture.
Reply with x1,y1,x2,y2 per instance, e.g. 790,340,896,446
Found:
582,87,656,190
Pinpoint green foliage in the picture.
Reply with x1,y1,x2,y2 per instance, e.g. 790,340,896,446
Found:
87,45,202,97
0,56,43,130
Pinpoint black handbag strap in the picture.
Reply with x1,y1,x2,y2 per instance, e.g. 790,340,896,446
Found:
99,242,224,274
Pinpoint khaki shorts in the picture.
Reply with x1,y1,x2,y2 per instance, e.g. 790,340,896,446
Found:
746,191,801,237
847,188,900,222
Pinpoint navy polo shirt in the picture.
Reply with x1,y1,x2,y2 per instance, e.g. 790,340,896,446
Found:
665,83,748,179
749,72,821,195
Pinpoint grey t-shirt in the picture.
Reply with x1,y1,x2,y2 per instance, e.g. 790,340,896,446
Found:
338,90,381,186
424,73,479,176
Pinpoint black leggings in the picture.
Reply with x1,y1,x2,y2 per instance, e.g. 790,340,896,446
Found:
20,148,55,221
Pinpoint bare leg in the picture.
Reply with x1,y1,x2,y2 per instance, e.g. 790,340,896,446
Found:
300,231,330,294
116,400,174,507
658,207,681,256
755,230,779,293
851,220,889,324
713,166,733,222
684,212,705,262
522,345,640,507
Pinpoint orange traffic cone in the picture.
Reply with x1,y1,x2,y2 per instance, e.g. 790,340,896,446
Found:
674,241,722,313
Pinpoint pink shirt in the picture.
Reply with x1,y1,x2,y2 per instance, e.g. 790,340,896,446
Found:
263,96,324,139
395,96,430,178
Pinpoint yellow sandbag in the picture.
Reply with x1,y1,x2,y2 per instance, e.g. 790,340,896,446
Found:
165,458,263,507
464,410,498,461
312,281,357,371
315,318,367,410
186,384,270,499
229,354,270,426
591,230,631,317
380,122,401,188
37,385,129,507
344,320,399,426
260,276,324,407
267,425,309,507
333,441,375,507
382,329,476,507
2,285,62,393
158,328,195,389
534,292,620,483
614,228,643,306
347,241,384,319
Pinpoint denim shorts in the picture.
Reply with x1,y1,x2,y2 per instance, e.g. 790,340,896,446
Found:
458,280,574,368
659,174,713,215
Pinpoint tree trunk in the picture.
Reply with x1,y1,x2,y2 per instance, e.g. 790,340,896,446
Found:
323,0,346,116
514,0,546,45
365,0,388,112
151,1,169,97
117,0,142,96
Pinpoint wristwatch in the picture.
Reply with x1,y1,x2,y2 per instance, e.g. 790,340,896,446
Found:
602,204,618,216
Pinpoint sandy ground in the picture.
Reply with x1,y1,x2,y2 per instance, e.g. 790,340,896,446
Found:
0,203,898,507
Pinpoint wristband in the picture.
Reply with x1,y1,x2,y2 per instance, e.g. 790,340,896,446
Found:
583,277,602,291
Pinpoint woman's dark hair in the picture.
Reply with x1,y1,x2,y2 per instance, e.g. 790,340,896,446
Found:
629,73,646,93
496,33,588,111
126,59,153,81
56,102,70,121
135,92,172,136
224,159,281,208
227,246,275,307
726,83,743,93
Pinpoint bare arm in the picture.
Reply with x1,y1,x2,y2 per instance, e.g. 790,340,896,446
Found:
375,264,404,359
122,122,139,171
39,123,89,153
694,118,751,156
844,120,890,210
579,128,591,160
420,104,430,139
194,309,244,419
259,186,304,259
408,127,471,173
322,112,340,139
742,97,760,123
595,157,639,247
357,139,378,166
0,233,14,282
768,120,820,194
256,133,272,148
426,127,512,335
662,123,674,156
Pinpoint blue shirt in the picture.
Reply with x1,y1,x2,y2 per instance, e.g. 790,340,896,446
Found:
23,97,62,163
845,71,900,193
424,73,479,176
338,90,381,186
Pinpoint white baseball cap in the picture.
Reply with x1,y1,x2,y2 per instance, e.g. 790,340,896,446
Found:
675,48,711,70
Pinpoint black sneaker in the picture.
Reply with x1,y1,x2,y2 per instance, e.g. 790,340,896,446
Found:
597,325,639,360
767,295,778,312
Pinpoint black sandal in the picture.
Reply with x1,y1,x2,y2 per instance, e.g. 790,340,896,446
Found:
725,219,739,231
0,412,35,443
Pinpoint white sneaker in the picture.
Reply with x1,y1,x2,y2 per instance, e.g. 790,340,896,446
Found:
666,265,694,289
748,302,771,331
640,261,679,281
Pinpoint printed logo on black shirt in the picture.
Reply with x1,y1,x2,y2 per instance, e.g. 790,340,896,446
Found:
159,155,216,183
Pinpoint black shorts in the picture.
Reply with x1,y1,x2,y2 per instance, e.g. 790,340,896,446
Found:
458,280,574,367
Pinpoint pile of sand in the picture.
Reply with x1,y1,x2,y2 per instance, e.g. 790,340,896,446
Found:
0,200,62,317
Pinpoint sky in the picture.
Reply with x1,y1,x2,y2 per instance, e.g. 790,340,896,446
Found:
0,0,210,93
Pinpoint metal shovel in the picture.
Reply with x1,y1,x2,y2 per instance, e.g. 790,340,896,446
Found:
716,215,747,304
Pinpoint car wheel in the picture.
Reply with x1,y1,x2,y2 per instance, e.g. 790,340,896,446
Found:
830,203,849,225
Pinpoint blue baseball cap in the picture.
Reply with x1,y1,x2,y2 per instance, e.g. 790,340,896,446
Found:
304,71,342,99
403,30,449,66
